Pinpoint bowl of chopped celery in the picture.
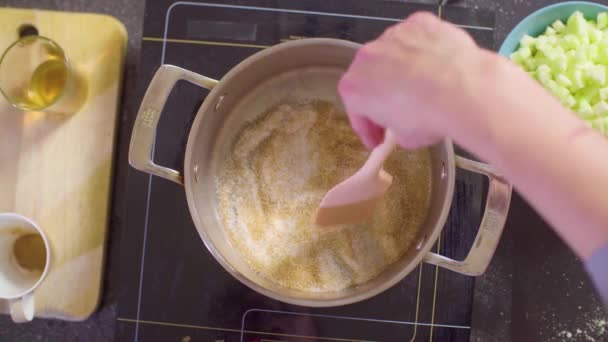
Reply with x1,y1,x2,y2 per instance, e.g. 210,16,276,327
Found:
499,1,608,135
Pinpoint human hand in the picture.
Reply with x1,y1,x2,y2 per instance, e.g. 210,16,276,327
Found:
338,12,496,149
339,11,608,282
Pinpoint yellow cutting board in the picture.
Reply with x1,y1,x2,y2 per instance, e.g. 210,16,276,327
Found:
0,8,126,321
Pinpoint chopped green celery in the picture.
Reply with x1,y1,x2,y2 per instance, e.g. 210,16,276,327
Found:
594,101,608,115
518,46,532,59
536,35,549,46
599,87,608,100
586,64,606,85
553,19,566,33
539,74,554,87
537,46,558,61
557,74,573,87
537,64,552,75
577,84,601,102
567,11,589,37
573,50,589,64
564,95,576,108
580,61,594,71
510,51,523,64
585,44,600,61
601,118,608,135
537,66,553,84
589,28,603,43
573,69,586,89
511,10,608,135
545,80,570,102
598,12,608,29
520,34,536,50
563,34,581,49
578,99,594,118
552,56,568,72
557,86,570,100
543,78,558,91
577,86,598,104
599,46,608,62
523,58,538,71
591,117,608,134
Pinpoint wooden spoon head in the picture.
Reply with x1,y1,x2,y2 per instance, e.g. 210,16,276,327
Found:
315,169,393,226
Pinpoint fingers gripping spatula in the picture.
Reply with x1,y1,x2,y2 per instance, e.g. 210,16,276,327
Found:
315,131,397,226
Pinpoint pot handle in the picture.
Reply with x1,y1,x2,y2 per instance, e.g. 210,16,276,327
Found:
129,65,218,185
424,156,512,276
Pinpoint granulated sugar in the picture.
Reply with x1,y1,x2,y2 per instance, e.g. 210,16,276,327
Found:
557,318,606,341
216,100,432,292
540,304,607,341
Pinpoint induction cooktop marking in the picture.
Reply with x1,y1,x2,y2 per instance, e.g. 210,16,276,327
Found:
118,318,373,342
429,6,443,340
133,140,157,342
429,236,442,341
254,331,372,342
119,318,243,333
117,315,471,340
159,1,493,63
237,264,470,342
168,1,494,30
260,339,359,342
168,1,402,24
409,266,424,342
240,308,471,329
130,3,485,339
429,10,446,338
456,24,493,31
144,37,270,49
239,308,470,342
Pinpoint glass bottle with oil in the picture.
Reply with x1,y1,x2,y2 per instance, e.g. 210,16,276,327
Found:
0,35,85,113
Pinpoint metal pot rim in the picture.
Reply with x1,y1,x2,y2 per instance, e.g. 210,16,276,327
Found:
129,38,512,307
183,38,457,306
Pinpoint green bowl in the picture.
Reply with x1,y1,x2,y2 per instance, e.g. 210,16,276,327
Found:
498,1,608,57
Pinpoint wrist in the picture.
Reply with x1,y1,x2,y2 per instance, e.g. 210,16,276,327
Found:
448,51,572,168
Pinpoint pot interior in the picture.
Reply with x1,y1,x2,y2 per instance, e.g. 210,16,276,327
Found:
184,39,454,306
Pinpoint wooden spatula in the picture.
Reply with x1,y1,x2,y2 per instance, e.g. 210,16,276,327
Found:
315,131,398,226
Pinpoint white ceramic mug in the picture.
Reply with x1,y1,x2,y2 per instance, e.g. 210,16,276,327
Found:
0,213,51,322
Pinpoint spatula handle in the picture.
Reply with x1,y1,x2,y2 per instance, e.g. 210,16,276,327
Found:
363,130,397,175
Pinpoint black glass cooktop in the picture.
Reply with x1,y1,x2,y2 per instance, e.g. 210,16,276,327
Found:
116,1,495,341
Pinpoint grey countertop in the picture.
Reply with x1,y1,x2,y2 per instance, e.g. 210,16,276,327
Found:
0,0,604,341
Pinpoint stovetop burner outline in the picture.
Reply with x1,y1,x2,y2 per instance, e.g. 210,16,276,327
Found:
119,2,495,341
239,290,474,342
155,1,494,64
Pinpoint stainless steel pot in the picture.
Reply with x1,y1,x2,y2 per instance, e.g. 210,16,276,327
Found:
129,38,512,307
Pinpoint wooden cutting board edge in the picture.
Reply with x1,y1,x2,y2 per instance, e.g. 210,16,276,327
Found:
0,8,127,321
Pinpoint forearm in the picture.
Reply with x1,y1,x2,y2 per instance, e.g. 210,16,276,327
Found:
491,108,608,260
455,54,608,260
